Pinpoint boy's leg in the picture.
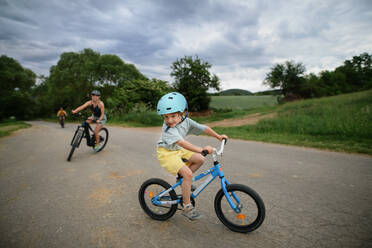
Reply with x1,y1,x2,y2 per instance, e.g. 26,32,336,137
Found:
187,153,206,173
178,164,203,220
178,165,193,205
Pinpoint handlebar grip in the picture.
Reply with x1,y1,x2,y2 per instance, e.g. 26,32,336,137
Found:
201,150,209,157
222,138,227,144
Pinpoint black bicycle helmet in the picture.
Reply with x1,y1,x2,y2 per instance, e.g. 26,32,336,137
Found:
91,90,101,96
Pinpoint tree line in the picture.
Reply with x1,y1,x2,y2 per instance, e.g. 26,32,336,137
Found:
264,52,372,101
0,49,220,121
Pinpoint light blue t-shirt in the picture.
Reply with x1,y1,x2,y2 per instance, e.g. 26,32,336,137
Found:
157,117,206,151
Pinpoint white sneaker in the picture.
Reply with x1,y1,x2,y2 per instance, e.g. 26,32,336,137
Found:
182,205,202,220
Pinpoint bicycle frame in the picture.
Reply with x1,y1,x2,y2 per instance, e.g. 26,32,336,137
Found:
70,121,95,147
152,140,242,213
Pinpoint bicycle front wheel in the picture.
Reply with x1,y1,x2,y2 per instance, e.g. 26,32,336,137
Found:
92,127,108,152
214,184,265,233
67,145,76,161
67,129,83,161
138,178,178,221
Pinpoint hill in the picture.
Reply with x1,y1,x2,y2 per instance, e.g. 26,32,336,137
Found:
218,88,253,96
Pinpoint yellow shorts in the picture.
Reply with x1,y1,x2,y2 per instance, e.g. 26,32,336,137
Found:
157,147,195,176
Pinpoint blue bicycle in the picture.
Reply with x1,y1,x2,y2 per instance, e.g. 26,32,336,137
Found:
138,139,265,233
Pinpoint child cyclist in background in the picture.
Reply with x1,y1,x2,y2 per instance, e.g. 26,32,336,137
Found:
156,92,228,220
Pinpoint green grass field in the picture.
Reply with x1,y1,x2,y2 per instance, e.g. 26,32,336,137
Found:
210,95,278,110
0,121,31,138
213,90,372,155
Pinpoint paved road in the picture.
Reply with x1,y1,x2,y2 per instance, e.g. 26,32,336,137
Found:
0,121,371,248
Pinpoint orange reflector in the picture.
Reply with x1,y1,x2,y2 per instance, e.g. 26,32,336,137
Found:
149,191,154,198
236,214,245,220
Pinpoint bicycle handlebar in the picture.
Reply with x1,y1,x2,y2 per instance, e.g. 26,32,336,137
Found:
202,138,227,158
215,138,227,155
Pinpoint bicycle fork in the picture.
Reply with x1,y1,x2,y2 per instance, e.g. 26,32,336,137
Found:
221,177,242,213
212,162,242,213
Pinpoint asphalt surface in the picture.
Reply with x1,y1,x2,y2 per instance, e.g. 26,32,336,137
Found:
0,121,371,248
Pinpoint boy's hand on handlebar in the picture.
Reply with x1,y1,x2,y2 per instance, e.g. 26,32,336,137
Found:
218,134,228,142
202,146,213,155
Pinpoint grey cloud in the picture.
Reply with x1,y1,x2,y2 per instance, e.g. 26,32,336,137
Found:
0,0,371,92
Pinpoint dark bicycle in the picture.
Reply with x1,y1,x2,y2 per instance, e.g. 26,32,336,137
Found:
67,114,109,161
59,116,65,128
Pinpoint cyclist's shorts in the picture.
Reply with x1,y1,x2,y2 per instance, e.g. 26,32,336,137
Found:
92,114,107,125
157,147,194,176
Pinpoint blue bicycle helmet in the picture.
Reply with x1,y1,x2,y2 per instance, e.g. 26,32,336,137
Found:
157,92,188,115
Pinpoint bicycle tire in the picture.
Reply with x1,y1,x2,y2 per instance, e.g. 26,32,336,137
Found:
214,184,265,233
138,178,178,221
67,145,76,161
67,129,83,161
92,127,109,152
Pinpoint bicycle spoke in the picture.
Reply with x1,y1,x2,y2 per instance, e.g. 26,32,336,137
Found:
221,191,258,226
139,178,178,220
144,186,173,214
215,184,265,232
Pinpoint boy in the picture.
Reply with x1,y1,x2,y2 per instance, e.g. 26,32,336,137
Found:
156,92,228,220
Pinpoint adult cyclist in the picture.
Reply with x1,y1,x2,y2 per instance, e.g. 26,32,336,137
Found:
71,90,107,152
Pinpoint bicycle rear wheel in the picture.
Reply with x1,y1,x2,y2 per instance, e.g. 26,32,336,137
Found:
138,178,178,221
214,184,265,233
92,127,108,152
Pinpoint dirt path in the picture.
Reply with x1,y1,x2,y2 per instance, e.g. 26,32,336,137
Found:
124,112,276,132
206,112,276,127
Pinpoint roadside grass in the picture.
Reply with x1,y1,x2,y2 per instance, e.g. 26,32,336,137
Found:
0,120,31,138
210,95,278,110
192,106,277,124
213,90,372,155
107,111,163,127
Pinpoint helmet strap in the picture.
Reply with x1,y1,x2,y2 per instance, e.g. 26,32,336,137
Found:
164,111,188,132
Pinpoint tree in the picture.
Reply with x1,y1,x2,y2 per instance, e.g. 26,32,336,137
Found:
335,52,372,91
0,55,36,120
264,61,306,100
106,79,172,115
45,48,147,114
171,55,220,111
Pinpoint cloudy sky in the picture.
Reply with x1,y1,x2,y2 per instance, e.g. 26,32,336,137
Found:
1,0,371,92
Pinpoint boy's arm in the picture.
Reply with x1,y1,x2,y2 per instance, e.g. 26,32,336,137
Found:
176,139,204,153
203,126,228,141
